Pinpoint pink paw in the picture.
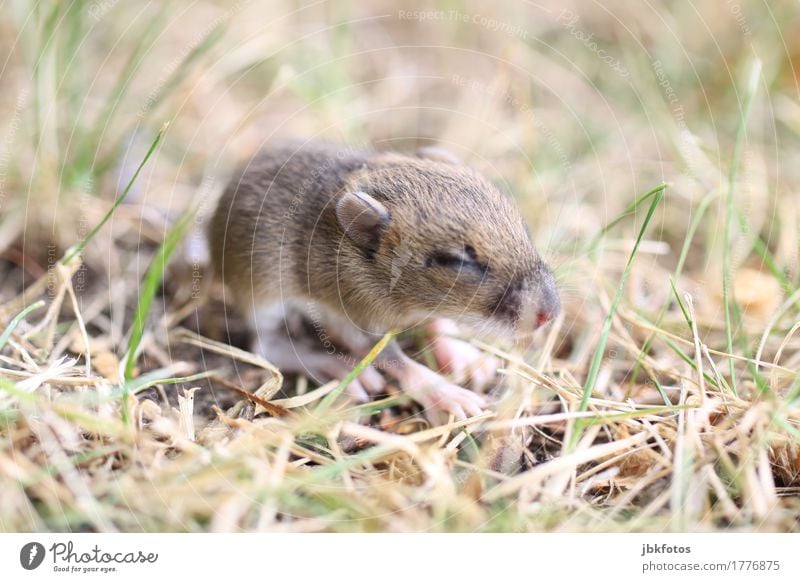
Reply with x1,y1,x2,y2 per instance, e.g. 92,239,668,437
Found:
418,382,486,421
344,364,386,402
402,364,487,422
429,328,501,391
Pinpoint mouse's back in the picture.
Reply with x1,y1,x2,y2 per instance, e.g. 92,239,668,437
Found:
208,140,367,301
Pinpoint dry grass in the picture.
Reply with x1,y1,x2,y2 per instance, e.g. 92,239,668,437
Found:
1,0,800,532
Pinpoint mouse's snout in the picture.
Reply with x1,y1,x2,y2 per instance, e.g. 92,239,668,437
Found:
535,277,561,328
493,267,560,335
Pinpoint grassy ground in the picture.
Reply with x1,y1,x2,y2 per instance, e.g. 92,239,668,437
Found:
1,0,799,532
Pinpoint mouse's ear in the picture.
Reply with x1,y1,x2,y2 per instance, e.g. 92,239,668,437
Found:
336,191,391,254
415,145,460,165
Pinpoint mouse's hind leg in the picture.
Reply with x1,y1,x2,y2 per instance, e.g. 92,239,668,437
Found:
425,319,501,391
245,300,385,401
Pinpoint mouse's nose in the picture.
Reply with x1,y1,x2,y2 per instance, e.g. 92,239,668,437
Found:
493,271,560,335
535,278,561,328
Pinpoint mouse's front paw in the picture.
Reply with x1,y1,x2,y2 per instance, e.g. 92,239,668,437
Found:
407,380,487,422
428,382,487,420
431,334,501,391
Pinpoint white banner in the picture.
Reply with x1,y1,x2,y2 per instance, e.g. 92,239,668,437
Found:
1,533,797,581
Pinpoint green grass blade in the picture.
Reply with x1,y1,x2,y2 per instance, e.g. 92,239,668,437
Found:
95,23,227,176
0,300,45,350
62,123,167,265
570,183,667,450
315,331,396,414
584,183,667,256
630,189,717,387
72,3,172,177
122,370,220,396
143,24,227,117
669,278,691,326
722,60,761,396
660,336,721,390
746,230,795,300
123,210,194,383
91,5,171,139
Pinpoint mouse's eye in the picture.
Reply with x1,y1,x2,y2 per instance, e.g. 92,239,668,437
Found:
425,246,487,274
426,252,466,269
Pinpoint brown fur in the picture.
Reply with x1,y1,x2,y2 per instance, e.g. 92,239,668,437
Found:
208,139,558,336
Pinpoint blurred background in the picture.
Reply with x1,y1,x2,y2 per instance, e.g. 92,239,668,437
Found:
0,0,796,281
1,0,798,328
1,0,799,532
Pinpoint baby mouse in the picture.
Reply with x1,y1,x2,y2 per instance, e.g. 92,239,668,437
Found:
208,140,560,420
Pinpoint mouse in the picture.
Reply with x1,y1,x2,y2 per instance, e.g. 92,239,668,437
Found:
208,139,560,421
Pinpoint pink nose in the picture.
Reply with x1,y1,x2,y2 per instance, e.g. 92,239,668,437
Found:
535,282,560,328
